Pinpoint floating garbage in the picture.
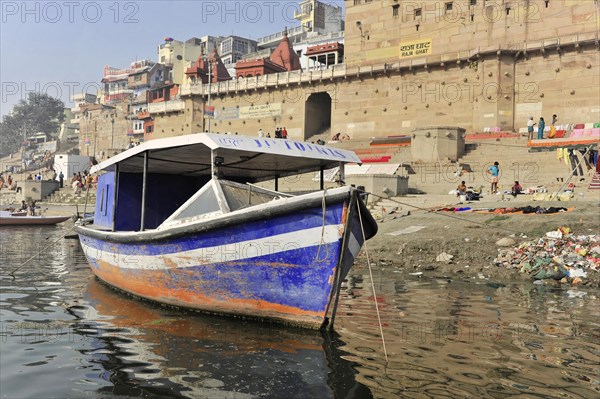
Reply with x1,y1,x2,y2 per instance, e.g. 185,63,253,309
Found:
494,227,599,284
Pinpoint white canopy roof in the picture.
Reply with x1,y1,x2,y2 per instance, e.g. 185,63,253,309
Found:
92,133,361,182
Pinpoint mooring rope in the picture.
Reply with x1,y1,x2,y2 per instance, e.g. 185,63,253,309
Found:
315,188,329,262
362,191,531,235
7,221,78,278
357,200,388,362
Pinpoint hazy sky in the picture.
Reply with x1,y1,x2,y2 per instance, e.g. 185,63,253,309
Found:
0,1,345,116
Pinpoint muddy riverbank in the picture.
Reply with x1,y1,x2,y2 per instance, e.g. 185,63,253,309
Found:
357,195,600,287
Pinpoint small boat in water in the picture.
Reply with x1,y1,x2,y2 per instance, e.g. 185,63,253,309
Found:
0,210,72,226
76,133,377,328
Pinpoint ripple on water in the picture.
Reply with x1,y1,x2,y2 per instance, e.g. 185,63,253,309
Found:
2,227,599,398
335,270,600,398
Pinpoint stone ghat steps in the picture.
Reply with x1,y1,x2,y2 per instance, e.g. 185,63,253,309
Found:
0,190,18,206
45,187,97,205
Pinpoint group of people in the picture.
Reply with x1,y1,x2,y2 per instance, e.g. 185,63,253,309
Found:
0,173,20,192
18,200,37,216
257,127,288,139
71,171,96,194
527,114,558,140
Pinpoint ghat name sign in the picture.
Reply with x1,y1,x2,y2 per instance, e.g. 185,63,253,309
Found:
399,39,433,59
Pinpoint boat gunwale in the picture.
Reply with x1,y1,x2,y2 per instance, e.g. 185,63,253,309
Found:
76,187,353,243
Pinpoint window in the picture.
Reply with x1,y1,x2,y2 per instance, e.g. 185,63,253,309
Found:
221,39,232,54
445,2,453,12
392,4,399,16
233,40,247,53
470,0,476,5
353,0,360,5
415,8,422,17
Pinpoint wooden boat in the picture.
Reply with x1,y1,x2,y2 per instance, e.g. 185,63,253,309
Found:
0,210,71,225
76,133,377,329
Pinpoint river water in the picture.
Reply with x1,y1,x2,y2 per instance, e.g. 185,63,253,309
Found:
1,224,598,398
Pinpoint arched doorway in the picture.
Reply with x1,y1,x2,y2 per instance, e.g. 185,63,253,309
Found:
304,92,331,140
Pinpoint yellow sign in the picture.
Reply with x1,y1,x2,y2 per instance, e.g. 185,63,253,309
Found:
239,103,282,119
399,39,433,59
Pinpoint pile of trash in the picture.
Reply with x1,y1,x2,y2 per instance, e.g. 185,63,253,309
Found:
494,227,600,284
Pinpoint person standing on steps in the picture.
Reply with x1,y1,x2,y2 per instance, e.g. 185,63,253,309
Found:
537,117,545,140
487,161,500,194
527,116,536,140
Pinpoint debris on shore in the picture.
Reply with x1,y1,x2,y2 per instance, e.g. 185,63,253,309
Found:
494,227,600,284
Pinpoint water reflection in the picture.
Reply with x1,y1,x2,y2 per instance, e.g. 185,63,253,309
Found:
69,278,372,398
2,225,599,398
335,273,600,398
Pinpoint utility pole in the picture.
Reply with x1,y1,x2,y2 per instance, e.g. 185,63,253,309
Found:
205,56,212,133
93,120,97,160
111,116,115,150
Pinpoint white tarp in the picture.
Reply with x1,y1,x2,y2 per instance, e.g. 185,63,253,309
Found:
364,163,400,175
345,164,371,175
312,167,340,182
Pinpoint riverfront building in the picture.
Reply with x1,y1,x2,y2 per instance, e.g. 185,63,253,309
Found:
79,0,599,156
167,0,599,141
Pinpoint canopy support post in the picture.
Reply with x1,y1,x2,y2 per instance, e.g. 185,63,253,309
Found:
339,162,345,186
140,151,148,231
111,163,119,231
320,166,324,190
274,175,279,191
211,150,217,177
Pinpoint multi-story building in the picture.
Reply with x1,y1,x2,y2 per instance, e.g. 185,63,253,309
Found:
100,65,133,104
294,0,344,34
78,102,130,160
70,93,97,130
127,60,166,96
340,0,600,135
158,37,221,84
126,60,167,143
219,36,258,66
256,0,344,50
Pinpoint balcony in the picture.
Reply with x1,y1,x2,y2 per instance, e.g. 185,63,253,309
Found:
180,64,349,97
70,118,80,124
257,26,303,46
294,7,312,19
148,99,185,114
137,111,151,119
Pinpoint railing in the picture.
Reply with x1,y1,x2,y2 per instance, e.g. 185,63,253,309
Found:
180,64,348,97
179,32,599,98
148,99,185,114
257,26,303,45
137,111,151,119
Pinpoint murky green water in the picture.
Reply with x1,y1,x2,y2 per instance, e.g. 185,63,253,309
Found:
1,225,598,398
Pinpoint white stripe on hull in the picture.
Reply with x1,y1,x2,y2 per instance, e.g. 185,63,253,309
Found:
81,224,344,270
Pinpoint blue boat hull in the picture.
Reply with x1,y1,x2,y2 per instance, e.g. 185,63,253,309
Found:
78,193,375,328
